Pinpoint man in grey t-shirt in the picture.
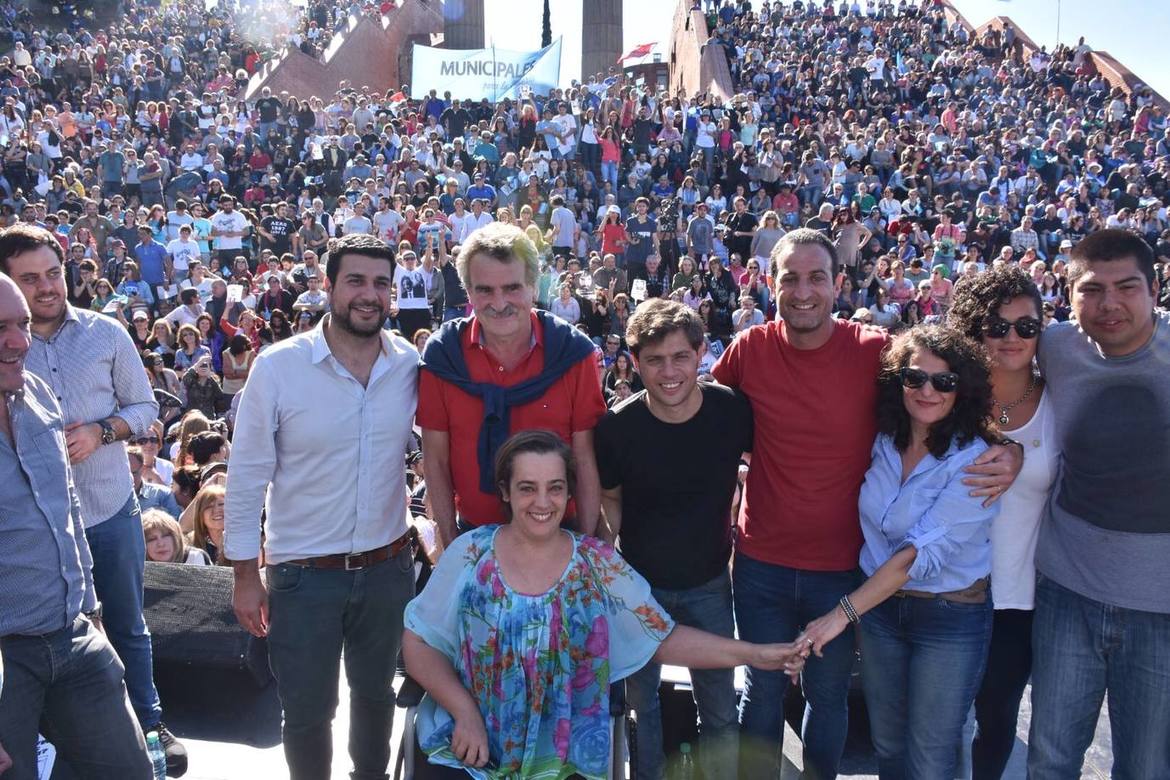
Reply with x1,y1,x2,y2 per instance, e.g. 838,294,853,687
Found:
1030,229,1170,779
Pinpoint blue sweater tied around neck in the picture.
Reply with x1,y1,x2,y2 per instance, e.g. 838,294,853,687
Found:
420,311,597,493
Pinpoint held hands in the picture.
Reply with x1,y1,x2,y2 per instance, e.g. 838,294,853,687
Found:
795,606,851,658
450,701,490,768
751,641,811,683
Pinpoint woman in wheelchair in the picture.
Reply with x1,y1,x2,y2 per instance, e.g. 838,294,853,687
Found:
403,430,808,779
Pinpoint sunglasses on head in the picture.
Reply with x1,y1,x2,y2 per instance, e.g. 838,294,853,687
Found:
983,316,1041,340
899,367,959,393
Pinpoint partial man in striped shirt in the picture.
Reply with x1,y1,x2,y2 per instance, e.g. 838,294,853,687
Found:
0,225,188,777
0,272,153,779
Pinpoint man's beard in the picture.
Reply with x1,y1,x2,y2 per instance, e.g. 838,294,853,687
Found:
332,302,387,337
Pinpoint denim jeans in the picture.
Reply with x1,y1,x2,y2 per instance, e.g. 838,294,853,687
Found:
625,569,738,780
859,594,992,780
601,161,619,191
86,493,162,729
1028,574,1170,780
0,615,153,780
266,545,416,780
732,553,861,780
971,608,1033,780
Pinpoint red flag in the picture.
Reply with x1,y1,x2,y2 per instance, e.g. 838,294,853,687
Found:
617,42,656,63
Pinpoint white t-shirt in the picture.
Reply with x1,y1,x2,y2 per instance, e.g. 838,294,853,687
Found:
990,391,1058,610
165,238,201,273
373,209,405,243
210,210,248,250
461,212,494,242
695,120,717,149
165,211,194,242
394,265,430,310
550,206,576,248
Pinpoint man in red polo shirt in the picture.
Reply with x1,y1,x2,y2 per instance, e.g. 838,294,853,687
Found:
712,229,1021,779
418,223,605,543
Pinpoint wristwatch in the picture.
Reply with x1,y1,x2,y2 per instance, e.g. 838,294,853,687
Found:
97,418,117,446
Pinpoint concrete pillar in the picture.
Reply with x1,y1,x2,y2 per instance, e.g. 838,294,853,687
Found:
581,0,623,83
443,0,485,49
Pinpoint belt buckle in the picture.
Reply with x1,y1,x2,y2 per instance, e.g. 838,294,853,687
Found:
344,552,363,571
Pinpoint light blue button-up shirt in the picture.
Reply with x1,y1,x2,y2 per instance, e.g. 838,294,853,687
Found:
0,372,97,637
858,433,997,593
25,305,159,528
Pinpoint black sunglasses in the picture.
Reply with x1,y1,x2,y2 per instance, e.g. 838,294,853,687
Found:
983,316,1041,340
134,436,159,445
899,367,959,393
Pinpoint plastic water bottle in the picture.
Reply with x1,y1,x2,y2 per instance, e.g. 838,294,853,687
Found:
145,731,166,780
678,741,695,780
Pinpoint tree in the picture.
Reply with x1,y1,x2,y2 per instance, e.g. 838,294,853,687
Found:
541,0,551,48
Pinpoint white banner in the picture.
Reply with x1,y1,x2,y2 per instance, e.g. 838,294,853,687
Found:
410,39,562,101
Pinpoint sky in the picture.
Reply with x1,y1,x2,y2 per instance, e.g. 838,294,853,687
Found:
483,0,1170,99
948,0,1170,100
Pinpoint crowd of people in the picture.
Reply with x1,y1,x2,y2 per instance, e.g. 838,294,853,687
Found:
0,0,1168,778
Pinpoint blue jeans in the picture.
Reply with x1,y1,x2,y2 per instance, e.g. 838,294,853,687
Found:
859,594,992,780
601,160,619,190
0,615,153,780
625,570,738,780
1027,574,1170,780
266,545,416,780
86,493,161,728
733,553,861,780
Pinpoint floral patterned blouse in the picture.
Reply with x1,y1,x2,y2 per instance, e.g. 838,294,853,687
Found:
404,526,675,779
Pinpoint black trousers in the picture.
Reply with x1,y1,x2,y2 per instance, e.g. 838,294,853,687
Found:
971,608,1034,780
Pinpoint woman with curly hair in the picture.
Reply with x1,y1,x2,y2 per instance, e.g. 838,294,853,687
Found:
799,325,999,779
946,266,1056,780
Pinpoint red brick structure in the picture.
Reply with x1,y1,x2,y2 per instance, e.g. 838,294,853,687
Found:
245,0,444,101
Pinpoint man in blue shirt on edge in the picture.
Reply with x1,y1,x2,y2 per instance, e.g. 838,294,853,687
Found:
0,272,153,779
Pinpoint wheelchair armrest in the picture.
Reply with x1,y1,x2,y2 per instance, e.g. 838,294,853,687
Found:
398,675,427,708
609,680,626,717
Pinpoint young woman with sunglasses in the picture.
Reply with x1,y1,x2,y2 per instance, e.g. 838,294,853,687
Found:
947,266,1058,780
798,325,1000,779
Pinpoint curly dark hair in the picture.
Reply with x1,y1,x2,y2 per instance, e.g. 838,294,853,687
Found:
947,266,1042,342
876,325,996,458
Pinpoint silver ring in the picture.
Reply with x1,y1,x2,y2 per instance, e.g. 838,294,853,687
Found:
806,637,814,646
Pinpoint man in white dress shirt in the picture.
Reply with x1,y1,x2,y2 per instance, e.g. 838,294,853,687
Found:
225,232,419,780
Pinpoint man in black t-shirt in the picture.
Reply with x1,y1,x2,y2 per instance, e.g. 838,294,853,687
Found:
255,86,283,138
259,201,296,258
725,196,759,262
440,99,472,140
594,300,753,780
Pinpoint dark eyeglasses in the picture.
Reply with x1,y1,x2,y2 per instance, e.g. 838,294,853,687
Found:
983,316,1041,340
899,368,959,393
134,436,160,445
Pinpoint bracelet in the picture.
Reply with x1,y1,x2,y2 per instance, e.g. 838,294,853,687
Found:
839,595,860,624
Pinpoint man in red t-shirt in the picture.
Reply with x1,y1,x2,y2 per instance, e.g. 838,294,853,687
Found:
713,229,1019,779
418,223,606,544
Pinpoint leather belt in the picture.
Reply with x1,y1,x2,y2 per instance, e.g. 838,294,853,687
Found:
285,531,414,571
894,576,989,605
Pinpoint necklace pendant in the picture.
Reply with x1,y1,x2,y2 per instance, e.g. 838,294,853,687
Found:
999,411,1010,426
